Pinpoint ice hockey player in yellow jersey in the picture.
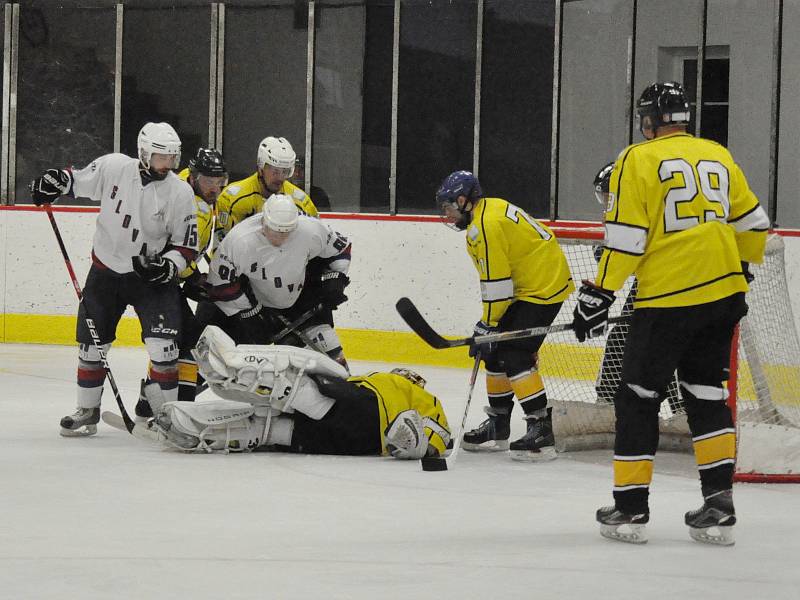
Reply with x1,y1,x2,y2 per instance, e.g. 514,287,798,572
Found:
162,148,230,406
436,170,573,462
573,81,770,545
216,136,318,239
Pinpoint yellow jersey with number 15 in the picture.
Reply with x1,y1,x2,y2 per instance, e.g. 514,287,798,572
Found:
597,132,769,308
466,197,574,326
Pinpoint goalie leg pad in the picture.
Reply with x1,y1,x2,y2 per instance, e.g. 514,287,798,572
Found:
153,399,266,452
385,409,429,459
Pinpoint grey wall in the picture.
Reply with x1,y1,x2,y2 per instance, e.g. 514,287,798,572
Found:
778,0,800,227
558,0,632,220
707,0,775,215
313,3,365,212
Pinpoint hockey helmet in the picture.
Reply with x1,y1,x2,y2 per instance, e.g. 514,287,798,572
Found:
435,170,482,231
137,122,181,177
262,193,299,233
189,148,227,178
593,161,614,206
636,81,690,137
257,136,296,178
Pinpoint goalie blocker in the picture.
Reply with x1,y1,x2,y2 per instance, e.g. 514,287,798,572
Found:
137,326,451,458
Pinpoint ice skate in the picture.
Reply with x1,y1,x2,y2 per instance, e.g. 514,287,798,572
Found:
60,407,100,437
596,505,649,544
509,409,557,461
462,406,510,452
685,490,736,546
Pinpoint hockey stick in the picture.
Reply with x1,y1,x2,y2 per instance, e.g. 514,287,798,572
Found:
43,204,135,433
396,296,626,349
440,351,482,470
269,303,325,344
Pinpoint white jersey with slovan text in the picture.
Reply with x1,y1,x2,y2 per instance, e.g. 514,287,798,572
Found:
71,153,198,274
208,213,350,315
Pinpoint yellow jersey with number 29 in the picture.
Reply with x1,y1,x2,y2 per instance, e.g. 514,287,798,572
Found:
597,132,769,308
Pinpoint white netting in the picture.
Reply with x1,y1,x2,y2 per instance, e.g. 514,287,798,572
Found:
544,229,800,478
734,234,800,477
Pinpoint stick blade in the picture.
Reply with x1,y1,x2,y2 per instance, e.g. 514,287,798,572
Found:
395,297,454,349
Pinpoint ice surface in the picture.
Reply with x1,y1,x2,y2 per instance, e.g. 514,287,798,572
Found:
1,343,799,599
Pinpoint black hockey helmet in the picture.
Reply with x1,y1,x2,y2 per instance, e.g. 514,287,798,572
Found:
636,81,690,136
593,161,614,206
435,170,482,231
188,148,227,178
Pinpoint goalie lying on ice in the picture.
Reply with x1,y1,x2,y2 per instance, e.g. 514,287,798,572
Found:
136,325,451,458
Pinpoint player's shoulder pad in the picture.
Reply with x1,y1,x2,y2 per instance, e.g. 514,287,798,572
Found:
292,188,306,201
223,184,242,196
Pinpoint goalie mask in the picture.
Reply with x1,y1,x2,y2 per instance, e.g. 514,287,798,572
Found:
390,367,426,389
636,81,690,139
137,122,181,180
435,170,482,231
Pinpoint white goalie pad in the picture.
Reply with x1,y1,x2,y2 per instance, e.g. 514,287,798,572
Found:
151,399,265,453
192,325,346,419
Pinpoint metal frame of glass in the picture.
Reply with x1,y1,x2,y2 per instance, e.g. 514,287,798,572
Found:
0,0,788,223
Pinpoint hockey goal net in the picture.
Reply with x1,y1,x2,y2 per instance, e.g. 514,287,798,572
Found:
542,226,800,483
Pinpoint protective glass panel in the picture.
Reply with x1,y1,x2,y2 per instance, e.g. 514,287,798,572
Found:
557,0,631,221
311,0,368,213
778,0,800,227
15,4,115,204
481,0,555,219
121,6,210,171
223,4,307,184
396,0,477,214
707,0,774,214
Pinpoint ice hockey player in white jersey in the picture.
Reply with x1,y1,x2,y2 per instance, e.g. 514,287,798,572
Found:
29,122,198,437
131,325,451,459
206,193,351,365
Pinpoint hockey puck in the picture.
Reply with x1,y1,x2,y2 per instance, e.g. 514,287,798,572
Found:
420,456,448,471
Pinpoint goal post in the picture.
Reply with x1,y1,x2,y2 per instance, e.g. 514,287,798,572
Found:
543,225,800,483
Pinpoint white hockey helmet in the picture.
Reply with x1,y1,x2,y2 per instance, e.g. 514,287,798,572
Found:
137,122,181,170
257,136,296,176
262,193,299,233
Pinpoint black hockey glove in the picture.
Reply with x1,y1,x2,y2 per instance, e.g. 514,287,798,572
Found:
235,304,277,344
182,271,210,302
132,255,178,285
317,271,350,309
469,320,499,359
29,168,73,206
572,281,615,342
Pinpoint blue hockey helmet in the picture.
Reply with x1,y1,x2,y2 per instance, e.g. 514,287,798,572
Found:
435,170,482,230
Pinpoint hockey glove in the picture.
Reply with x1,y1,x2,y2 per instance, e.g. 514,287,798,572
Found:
469,320,499,359
317,271,350,309
572,281,615,342
235,304,276,344
29,168,73,206
182,271,210,302
132,255,178,285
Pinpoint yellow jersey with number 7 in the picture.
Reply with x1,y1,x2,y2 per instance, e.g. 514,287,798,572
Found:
465,197,574,326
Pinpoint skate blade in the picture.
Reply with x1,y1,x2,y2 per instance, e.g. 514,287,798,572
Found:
60,424,97,437
689,525,735,546
599,523,648,544
461,440,509,452
510,447,557,462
